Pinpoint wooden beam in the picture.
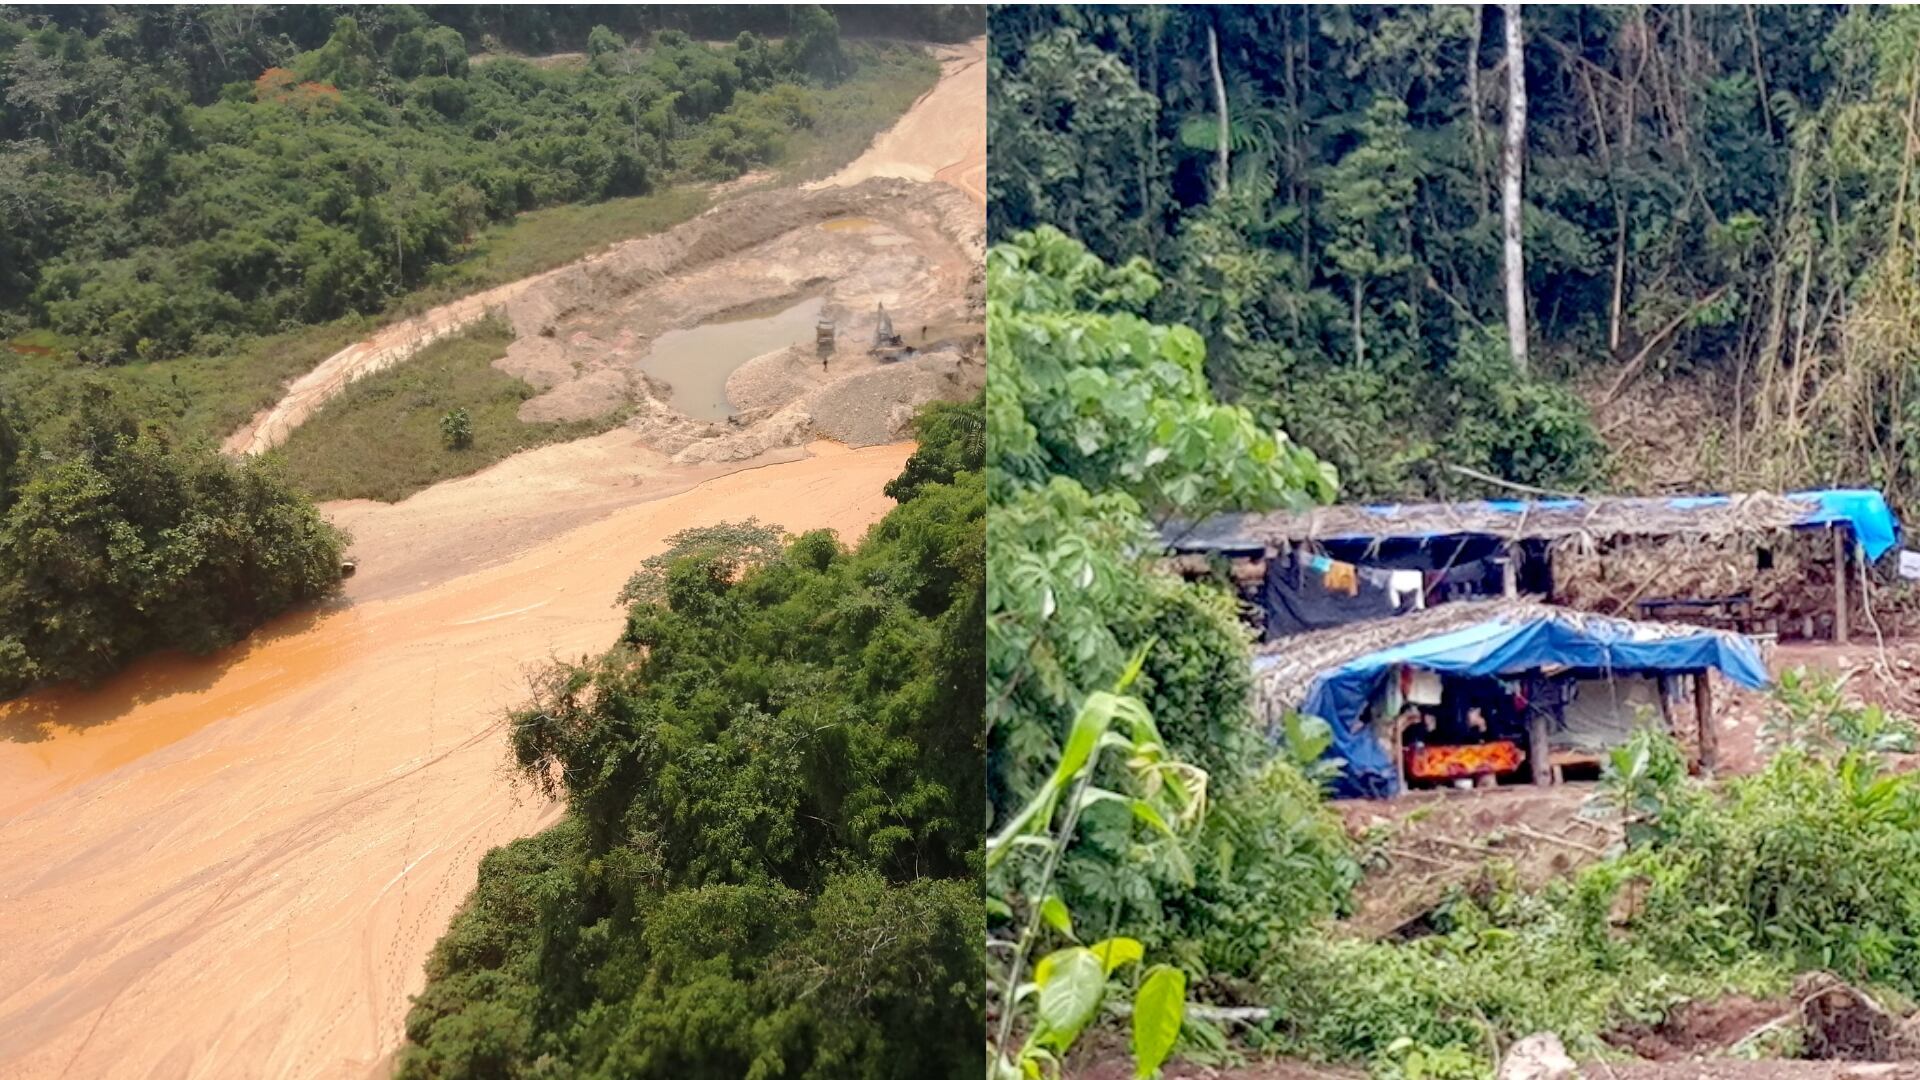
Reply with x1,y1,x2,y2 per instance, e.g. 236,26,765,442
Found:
1528,705,1552,786
1694,672,1717,776
1502,546,1519,599
1833,526,1850,644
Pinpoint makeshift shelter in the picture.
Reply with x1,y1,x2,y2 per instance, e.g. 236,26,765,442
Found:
1168,489,1901,643
1251,601,1771,798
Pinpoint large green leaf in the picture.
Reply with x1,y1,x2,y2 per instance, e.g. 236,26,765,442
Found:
1088,936,1144,975
1034,946,1106,1050
1131,964,1186,1078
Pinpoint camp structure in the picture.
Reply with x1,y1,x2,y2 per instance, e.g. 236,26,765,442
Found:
1169,489,1901,644
1251,600,1771,799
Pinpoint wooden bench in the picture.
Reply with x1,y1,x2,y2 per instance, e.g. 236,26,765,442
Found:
1547,748,1604,784
1635,594,1755,633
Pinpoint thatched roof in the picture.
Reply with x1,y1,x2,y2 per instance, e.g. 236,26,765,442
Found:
1169,489,1898,557
1250,599,1748,715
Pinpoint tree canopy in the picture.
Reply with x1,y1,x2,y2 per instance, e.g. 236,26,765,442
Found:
399,400,985,1079
988,6,1920,507
0,382,345,695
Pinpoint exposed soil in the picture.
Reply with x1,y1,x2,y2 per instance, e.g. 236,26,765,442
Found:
1071,1051,1920,1080
816,38,986,205
225,38,986,460
225,177,983,459
1612,995,1797,1061
1597,1063,1920,1079
1339,785,1621,938
487,176,983,462
1070,1053,1363,1080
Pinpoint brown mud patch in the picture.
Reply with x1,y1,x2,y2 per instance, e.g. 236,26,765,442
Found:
1339,786,1621,938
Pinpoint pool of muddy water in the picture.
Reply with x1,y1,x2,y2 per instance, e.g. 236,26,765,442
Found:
636,295,825,420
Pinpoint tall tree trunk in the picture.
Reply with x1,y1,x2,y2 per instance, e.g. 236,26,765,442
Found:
1502,3,1529,374
1208,24,1230,199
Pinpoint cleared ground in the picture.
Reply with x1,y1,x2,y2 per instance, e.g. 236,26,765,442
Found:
817,38,987,205
226,40,985,462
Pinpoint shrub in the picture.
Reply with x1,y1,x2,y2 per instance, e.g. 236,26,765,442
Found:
0,383,346,696
438,407,473,450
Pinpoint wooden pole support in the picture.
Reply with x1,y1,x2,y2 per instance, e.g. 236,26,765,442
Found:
1502,546,1519,599
1529,705,1552,786
1831,526,1850,644
1694,672,1717,776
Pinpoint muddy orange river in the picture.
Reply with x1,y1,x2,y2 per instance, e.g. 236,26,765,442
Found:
0,442,913,1079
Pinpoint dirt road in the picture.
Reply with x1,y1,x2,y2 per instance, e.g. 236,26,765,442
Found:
0,441,914,1079
821,37,986,205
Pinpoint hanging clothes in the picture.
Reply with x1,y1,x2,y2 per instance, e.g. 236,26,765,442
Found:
1324,560,1359,596
1389,570,1426,611
1263,553,1399,637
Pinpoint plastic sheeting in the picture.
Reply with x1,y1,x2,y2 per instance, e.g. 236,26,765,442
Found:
1272,610,1771,798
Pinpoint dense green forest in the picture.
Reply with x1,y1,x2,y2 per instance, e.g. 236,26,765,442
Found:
400,401,984,1079
0,4,976,362
989,5,1920,508
0,383,344,696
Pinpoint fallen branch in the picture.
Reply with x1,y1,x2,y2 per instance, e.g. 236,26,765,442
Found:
1441,462,1582,500
1388,845,1473,871
1508,823,1607,857
1601,284,1731,406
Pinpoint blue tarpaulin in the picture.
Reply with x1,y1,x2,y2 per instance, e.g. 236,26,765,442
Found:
1262,608,1772,797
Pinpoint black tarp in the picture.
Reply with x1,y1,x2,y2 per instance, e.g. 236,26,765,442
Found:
1263,555,1400,637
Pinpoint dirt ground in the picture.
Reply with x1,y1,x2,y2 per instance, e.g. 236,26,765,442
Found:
0,36,983,1080
225,177,983,460
489,176,983,462
817,38,986,204
1069,1052,1920,1080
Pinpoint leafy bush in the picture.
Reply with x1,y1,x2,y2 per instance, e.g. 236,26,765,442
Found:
1624,747,1920,992
1256,735,1920,1071
988,228,1343,1011
1763,666,1920,754
987,680,1198,1080
1162,758,1358,982
0,383,346,696
437,408,473,450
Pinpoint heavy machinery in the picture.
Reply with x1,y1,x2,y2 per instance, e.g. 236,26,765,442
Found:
869,302,911,361
815,313,835,352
